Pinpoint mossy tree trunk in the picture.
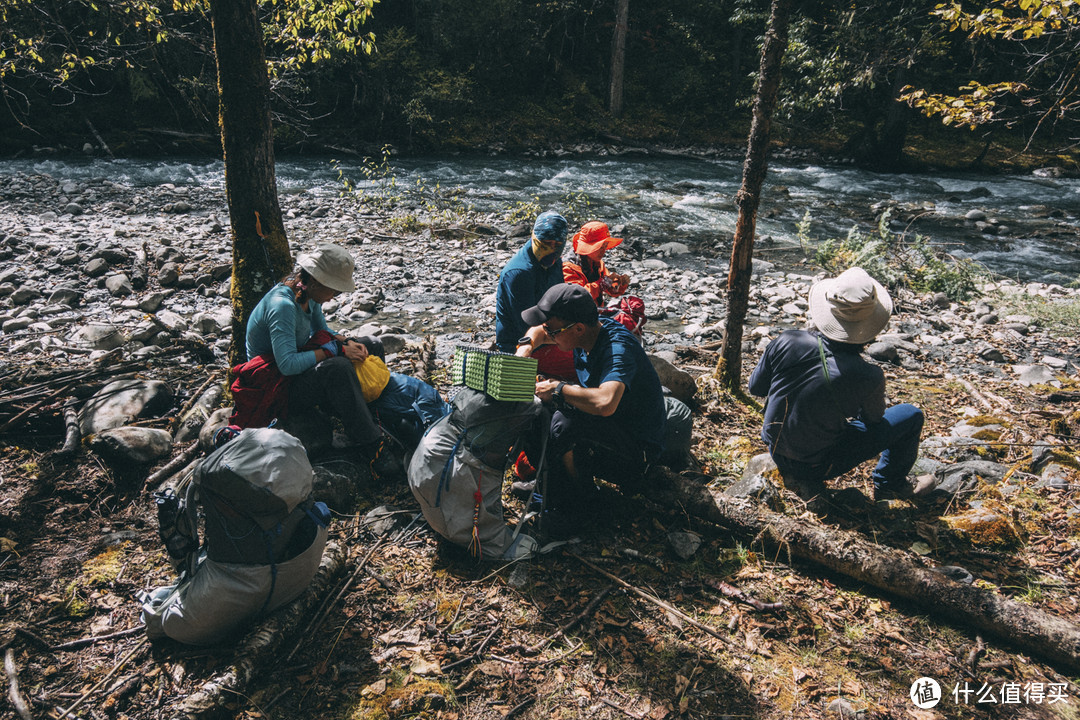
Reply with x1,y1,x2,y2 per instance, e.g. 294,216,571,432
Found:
717,0,792,392
209,0,293,368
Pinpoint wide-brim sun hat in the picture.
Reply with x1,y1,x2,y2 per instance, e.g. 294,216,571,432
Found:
296,244,356,293
807,267,892,344
572,221,623,258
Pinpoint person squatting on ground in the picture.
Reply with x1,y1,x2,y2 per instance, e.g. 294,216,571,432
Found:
524,284,667,524
495,211,576,380
244,244,392,466
562,221,631,305
748,266,926,510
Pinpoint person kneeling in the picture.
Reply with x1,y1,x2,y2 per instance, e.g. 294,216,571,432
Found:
524,284,667,527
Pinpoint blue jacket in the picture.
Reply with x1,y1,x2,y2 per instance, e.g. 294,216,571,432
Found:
494,244,564,352
748,329,885,464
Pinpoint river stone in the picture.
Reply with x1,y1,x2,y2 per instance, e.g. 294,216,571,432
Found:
866,341,897,363
192,308,231,335
308,461,362,512
824,699,858,719
69,322,125,351
724,473,781,509
155,309,188,333
138,292,169,313
88,426,173,466
933,459,1008,496
1012,364,1058,387
667,531,702,560
1036,463,1073,491
2,318,30,332
159,262,180,287
63,203,84,215
978,347,1006,363
648,354,696,404
965,209,987,221
105,273,133,296
951,418,1005,440
198,407,233,452
48,287,80,306
745,452,778,478
377,333,408,355
85,258,110,277
656,242,690,256
362,505,409,537
10,286,41,305
941,501,1024,550
79,378,174,435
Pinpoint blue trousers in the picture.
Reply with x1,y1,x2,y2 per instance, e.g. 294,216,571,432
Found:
771,403,924,491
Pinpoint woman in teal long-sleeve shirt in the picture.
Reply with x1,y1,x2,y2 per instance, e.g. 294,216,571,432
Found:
246,244,385,456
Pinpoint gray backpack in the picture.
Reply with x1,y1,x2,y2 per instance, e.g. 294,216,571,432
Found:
407,389,542,559
142,428,329,644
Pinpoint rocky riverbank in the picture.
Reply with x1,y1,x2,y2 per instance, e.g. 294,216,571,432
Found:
1,169,1078,369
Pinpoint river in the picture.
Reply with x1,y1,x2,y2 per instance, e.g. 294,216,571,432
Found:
4,153,1080,284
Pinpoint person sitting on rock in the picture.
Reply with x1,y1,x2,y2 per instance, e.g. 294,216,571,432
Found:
563,221,631,305
495,211,576,380
748,266,926,510
243,244,395,473
525,284,667,528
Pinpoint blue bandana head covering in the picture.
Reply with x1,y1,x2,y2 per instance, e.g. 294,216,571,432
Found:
530,211,568,268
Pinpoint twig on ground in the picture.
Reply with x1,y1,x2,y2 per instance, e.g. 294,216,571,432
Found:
56,397,81,458
168,372,221,434
144,441,202,491
525,586,612,655
967,635,986,675
57,638,147,719
284,535,388,663
502,696,536,719
701,577,784,613
51,626,144,651
5,648,32,720
570,552,730,643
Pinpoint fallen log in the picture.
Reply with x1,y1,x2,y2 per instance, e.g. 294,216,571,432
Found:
649,470,1080,674
170,541,348,720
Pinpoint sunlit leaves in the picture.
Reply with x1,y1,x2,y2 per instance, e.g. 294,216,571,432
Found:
901,81,1025,128
0,0,378,86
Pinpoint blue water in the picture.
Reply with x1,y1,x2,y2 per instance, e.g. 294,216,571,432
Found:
4,154,1080,283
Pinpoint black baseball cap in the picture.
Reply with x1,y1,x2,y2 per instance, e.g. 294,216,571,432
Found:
522,283,599,327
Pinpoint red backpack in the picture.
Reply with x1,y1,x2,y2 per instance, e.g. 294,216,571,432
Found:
600,295,647,339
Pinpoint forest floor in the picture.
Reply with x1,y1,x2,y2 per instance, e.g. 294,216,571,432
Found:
1,330,1079,720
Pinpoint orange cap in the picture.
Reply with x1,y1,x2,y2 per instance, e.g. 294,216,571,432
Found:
571,221,623,258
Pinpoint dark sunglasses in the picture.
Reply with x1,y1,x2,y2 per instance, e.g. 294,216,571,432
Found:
543,322,577,337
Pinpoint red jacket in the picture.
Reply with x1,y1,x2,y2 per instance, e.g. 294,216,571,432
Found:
228,330,335,429
563,258,626,303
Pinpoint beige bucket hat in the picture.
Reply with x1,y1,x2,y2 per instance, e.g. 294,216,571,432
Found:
807,267,892,344
296,244,356,293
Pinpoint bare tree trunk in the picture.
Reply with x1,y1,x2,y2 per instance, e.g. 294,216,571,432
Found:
651,471,1080,674
609,0,629,118
209,0,294,368
717,0,792,390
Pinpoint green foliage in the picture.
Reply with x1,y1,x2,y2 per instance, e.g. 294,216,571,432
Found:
800,209,987,301
991,291,1080,332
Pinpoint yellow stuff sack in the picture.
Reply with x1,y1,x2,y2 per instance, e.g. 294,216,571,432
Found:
353,356,391,402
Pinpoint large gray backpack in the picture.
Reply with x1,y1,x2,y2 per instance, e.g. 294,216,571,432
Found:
142,428,329,644
408,389,543,560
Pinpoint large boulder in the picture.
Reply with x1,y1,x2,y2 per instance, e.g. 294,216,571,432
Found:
88,427,173,466
79,379,174,435
648,353,696,405
68,323,126,351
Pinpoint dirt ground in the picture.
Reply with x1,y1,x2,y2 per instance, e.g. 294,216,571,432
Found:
1,340,1079,720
